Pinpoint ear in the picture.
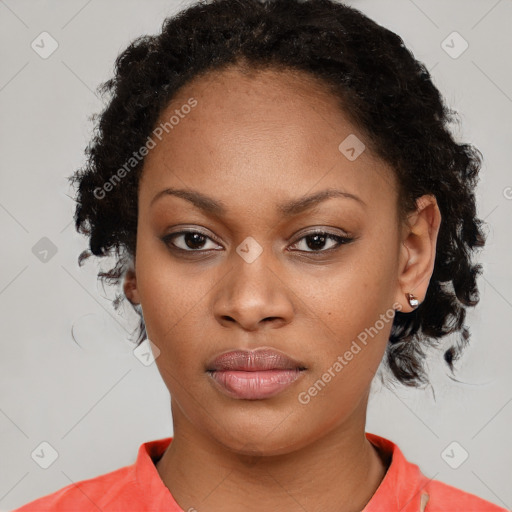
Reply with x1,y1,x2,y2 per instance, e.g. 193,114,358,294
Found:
123,266,141,305
394,194,442,312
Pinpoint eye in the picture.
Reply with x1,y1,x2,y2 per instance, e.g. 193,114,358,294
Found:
162,228,355,255
288,230,354,253
162,230,222,252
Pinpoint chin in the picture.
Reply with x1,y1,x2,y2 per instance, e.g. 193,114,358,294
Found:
205,415,313,458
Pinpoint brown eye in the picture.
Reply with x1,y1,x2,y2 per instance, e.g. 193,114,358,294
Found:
162,230,222,252
289,231,354,253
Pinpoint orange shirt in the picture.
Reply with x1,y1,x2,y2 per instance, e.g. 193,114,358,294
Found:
12,432,508,512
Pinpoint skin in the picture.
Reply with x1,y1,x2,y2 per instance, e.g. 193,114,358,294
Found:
123,65,441,512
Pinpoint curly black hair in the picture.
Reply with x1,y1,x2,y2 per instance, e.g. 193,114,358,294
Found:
70,0,487,388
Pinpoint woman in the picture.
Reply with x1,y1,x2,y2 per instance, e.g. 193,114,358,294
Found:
13,0,507,510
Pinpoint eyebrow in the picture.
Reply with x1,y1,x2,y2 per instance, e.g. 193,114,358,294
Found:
150,187,366,216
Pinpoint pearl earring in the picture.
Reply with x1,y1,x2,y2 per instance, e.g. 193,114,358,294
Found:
406,293,419,309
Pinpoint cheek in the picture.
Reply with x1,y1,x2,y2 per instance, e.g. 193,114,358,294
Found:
299,252,397,403
297,305,392,421
134,234,207,366
299,243,397,341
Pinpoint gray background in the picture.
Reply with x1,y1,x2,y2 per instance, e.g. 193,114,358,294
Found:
1,0,511,510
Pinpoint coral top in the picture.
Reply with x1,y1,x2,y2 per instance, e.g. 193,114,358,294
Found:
12,432,508,511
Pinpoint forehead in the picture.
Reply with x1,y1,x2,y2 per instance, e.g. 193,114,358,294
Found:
139,65,397,219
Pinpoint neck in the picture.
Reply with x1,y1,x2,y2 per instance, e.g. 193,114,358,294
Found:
155,407,388,512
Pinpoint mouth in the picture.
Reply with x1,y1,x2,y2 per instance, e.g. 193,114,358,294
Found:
206,348,307,400
206,347,307,372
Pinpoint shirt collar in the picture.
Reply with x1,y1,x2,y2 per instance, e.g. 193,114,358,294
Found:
135,436,179,510
135,432,429,512
364,432,430,512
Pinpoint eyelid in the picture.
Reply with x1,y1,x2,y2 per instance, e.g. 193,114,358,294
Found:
288,230,354,254
162,228,223,252
290,226,353,241
162,226,355,255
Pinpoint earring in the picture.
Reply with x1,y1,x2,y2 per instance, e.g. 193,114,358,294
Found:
406,293,419,309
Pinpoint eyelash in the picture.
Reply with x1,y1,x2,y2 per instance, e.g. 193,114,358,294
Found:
161,229,355,256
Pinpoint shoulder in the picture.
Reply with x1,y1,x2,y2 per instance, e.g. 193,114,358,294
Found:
11,464,139,511
424,478,509,512
365,432,508,512
11,437,173,511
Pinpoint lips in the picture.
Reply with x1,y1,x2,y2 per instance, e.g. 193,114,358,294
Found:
206,348,307,372
206,348,307,400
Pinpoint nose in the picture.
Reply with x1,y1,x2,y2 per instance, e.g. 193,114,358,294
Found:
212,248,294,332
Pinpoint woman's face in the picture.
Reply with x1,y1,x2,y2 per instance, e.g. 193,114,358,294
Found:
129,66,412,456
